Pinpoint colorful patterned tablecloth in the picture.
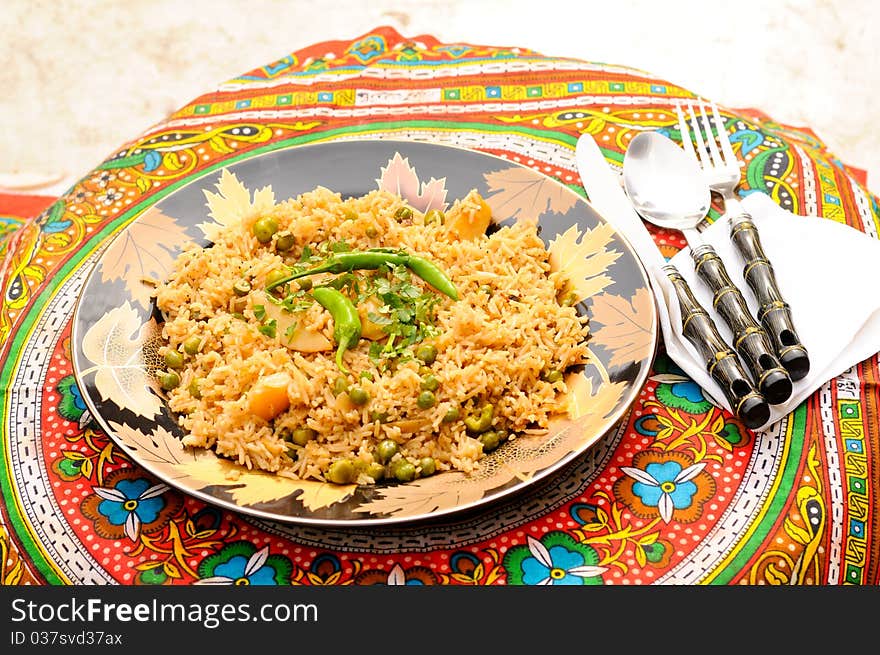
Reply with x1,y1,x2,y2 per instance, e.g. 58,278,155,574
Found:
2,26,879,587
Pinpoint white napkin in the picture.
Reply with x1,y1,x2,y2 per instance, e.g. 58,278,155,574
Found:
653,192,880,430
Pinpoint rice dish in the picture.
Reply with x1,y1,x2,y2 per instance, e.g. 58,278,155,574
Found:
154,186,590,485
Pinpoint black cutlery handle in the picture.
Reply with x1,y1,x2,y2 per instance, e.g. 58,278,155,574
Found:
691,244,792,405
663,265,769,429
729,214,810,381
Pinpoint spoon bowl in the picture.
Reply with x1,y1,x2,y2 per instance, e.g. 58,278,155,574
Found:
622,131,711,236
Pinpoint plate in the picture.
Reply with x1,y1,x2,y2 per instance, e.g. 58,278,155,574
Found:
71,139,658,526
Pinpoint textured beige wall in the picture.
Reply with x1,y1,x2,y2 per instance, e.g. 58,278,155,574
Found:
2,0,878,194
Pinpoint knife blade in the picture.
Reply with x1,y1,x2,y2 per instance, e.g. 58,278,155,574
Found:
574,133,769,429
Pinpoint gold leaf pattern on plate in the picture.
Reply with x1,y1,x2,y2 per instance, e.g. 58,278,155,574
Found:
199,169,276,241
375,152,448,213
353,471,485,517
105,421,354,511
565,372,629,423
588,288,655,370
107,420,187,466
548,223,622,303
98,208,192,309
80,302,163,420
173,457,355,510
482,166,579,224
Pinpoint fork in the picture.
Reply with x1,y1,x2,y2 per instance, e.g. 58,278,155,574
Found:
676,99,811,382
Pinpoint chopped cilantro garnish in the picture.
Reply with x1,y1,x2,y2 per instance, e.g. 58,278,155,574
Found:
360,263,443,362
258,319,277,339
281,293,313,314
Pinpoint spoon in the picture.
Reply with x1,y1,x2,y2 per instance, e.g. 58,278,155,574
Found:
623,131,793,406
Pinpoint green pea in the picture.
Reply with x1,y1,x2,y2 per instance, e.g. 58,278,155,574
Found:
365,226,379,238
416,343,438,365
478,430,501,452
348,386,370,406
289,427,317,446
543,369,563,383
420,375,440,392
424,209,445,225
160,371,180,391
275,233,295,252
296,277,313,291
183,336,202,356
265,269,288,289
370,410,389,424
392,459,416,482
417,390,436,409
478,284,493,295
233,279,251,296
464,403,494,434
187,379,201,399
326,459,357,484
394,206,413,221
442,406,460,423
418,457,436,476
376,439,398,464
366,462,385,482
332,376,349,396
252,217,279,243
164,349,184,370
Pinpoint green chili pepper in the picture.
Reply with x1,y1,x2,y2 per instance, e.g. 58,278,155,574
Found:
401,255,459,301
268,251,410,290
266,248,459,301
311,286,361,374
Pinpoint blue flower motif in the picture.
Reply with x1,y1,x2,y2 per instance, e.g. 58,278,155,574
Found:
56,375,89,424
622,460,706,523
651,355,712,414
503,533,605,586
197,545,290,586
522,542,596,585
671,380,705,404
212,552,278,586
92,478,169,541
69,381,86,410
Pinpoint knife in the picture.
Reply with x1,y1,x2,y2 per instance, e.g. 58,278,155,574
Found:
574,133,770,429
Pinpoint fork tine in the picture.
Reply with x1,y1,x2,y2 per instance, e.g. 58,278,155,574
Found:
710,101,737,168
675,104,698,161
686,100,710,170
697,99,723,168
